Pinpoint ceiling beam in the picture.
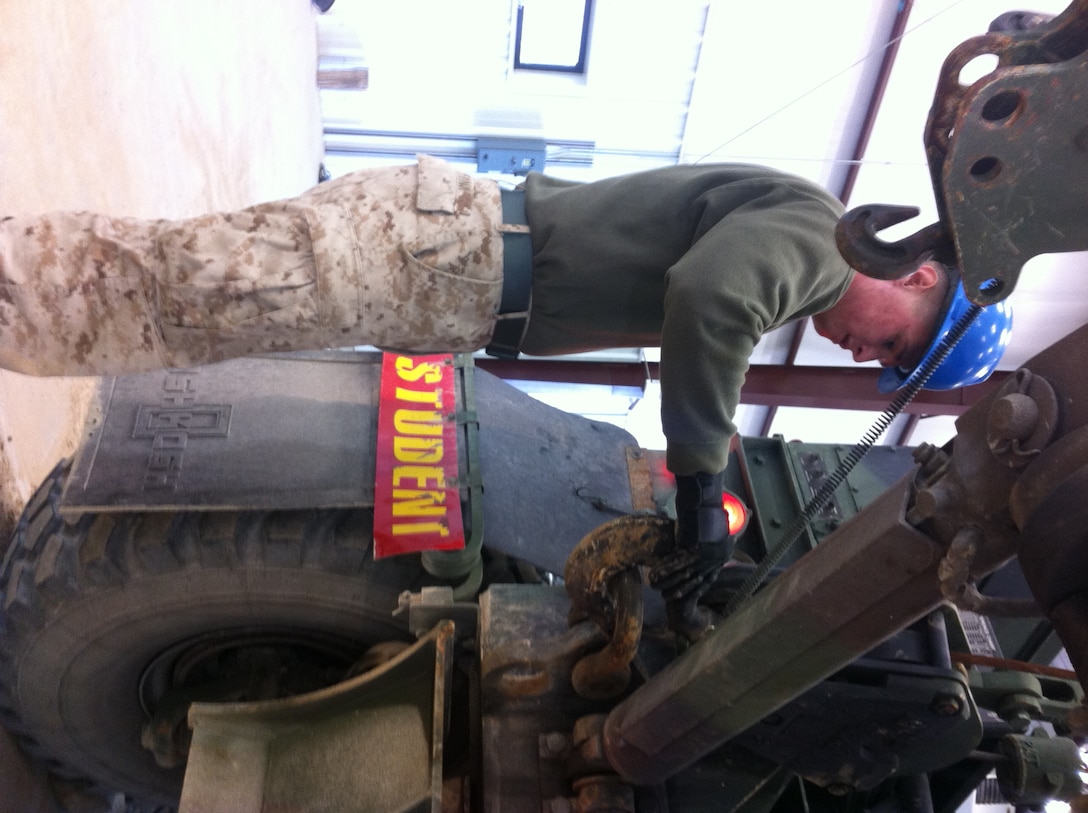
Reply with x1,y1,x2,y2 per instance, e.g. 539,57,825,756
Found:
837,0,915,205
763,0,917,435
474,358,1008,417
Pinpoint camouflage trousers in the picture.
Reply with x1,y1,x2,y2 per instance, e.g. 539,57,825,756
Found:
0,155,506,376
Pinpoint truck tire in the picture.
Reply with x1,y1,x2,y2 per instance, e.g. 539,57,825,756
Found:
0,460,426,809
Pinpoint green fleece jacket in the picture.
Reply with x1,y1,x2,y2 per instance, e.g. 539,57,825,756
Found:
521,164,853,476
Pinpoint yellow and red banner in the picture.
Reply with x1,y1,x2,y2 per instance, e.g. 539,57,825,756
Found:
373,353,465,559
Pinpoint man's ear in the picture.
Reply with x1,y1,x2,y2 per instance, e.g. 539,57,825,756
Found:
901,261,941,291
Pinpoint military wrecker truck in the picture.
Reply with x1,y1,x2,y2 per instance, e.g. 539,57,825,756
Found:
2,3,1088,811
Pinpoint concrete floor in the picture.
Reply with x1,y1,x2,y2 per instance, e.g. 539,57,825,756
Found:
0,1,324,808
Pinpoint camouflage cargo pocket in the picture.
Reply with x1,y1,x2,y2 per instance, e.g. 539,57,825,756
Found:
362,246,502,353
155,207,319,333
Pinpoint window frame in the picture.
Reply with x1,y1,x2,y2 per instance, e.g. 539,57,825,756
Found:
513,0,593,75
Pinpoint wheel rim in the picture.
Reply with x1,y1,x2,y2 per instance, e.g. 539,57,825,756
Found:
137,626,370,767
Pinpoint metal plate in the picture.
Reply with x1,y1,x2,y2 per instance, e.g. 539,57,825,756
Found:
62,352,385,513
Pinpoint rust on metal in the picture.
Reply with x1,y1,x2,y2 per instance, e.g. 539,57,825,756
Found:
570,775,636,813
571,570,644,700
481,621,607,701
563,515,677,700
839,0,1088,304
625,447,657,514
1009,425,1088,529
986,369,1059,469
564,514,674,631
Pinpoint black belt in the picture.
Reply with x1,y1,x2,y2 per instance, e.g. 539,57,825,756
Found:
485,188,533,360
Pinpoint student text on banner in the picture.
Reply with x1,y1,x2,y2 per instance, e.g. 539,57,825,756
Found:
373,353,465,558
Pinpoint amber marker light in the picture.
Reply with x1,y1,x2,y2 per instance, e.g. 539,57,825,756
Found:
722,491,750,536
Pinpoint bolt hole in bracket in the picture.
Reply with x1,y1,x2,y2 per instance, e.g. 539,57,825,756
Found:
836,0,1088,306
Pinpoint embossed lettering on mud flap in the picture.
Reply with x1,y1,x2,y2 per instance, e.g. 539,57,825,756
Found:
59,353,385,514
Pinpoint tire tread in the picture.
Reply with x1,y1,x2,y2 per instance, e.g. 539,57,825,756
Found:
0,458,419,809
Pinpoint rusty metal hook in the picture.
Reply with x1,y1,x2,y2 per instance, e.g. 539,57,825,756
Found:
835,203,954,281
572,569,644,700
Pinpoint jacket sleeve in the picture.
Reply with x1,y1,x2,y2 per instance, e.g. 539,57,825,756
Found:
660,195,849,476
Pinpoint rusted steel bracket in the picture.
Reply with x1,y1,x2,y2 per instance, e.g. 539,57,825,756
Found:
838,0,1088,305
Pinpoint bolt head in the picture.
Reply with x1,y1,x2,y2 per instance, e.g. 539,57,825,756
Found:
931,694,964,717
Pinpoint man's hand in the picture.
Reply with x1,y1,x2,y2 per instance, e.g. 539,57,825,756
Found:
651,470,734,603
675,468,733,554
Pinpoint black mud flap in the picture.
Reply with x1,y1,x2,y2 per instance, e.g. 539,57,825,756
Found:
60,350,644,575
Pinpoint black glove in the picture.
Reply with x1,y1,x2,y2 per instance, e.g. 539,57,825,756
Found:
652,470,734,603
676,469,734,558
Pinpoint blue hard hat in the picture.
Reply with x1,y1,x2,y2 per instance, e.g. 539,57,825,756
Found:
878,281,1013,393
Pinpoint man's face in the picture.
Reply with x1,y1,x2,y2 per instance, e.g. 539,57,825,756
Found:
812,266,947,369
